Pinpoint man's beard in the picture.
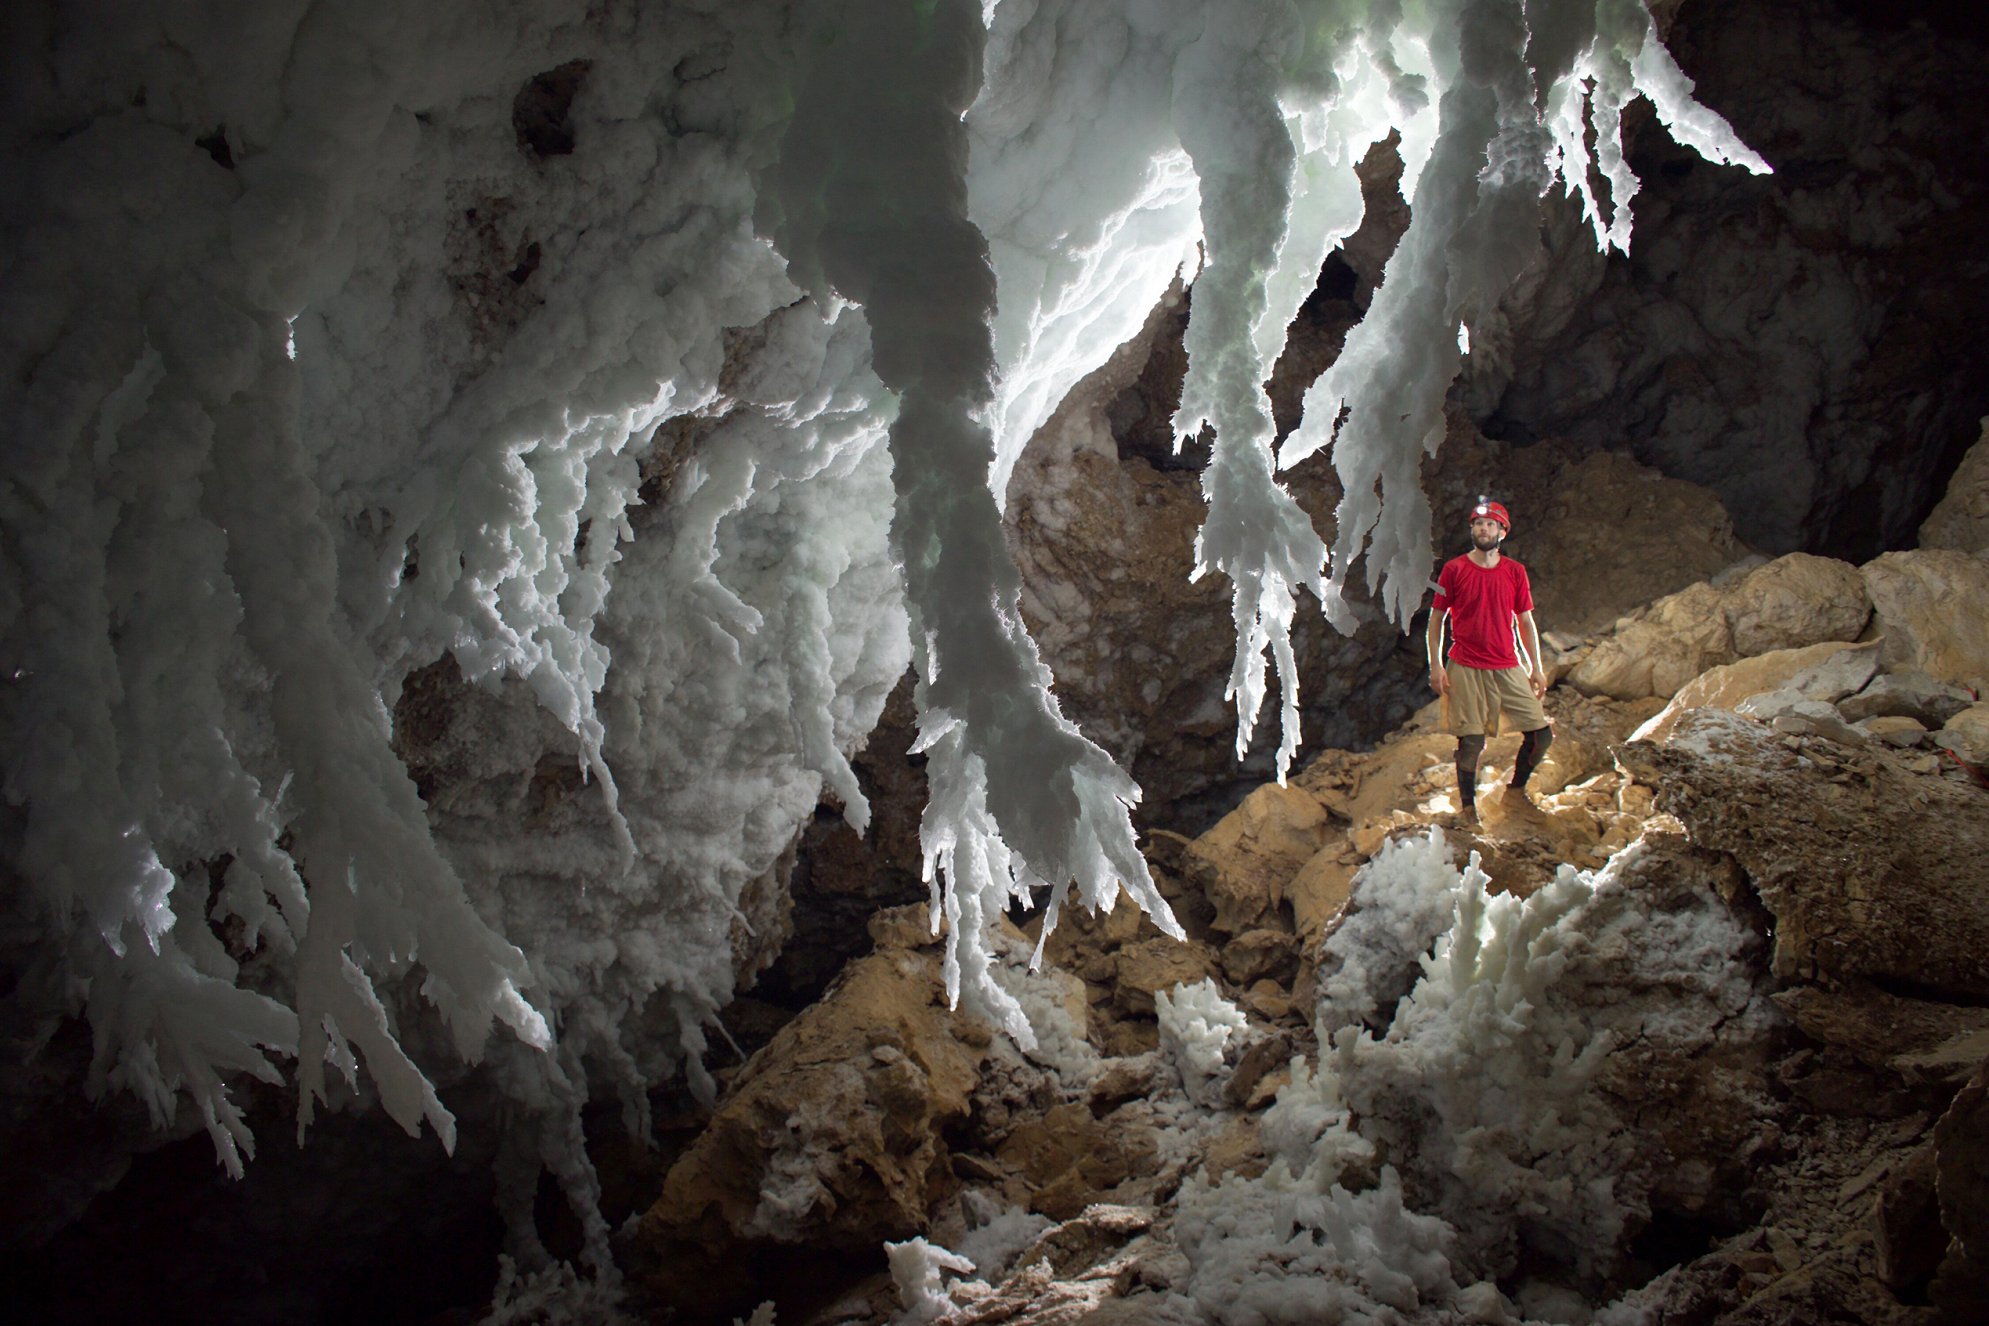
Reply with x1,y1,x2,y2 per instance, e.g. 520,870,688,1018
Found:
1472,530,1503,551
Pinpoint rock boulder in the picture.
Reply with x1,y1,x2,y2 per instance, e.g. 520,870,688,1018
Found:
638,919,987,1317
1725,553,1873,657
1616,708,1989,1001
1631,640,1874,743
1918,417,1989,554
1862,550,1989,689
1836,669,1977,728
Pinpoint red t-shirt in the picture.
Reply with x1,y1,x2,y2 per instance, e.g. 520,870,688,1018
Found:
1432,554,1534,670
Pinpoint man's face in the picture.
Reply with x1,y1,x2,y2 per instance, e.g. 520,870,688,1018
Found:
1470,517,1505,549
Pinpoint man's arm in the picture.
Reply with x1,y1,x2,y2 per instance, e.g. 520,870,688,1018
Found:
1427,608,1450,695
1516,609,1546,698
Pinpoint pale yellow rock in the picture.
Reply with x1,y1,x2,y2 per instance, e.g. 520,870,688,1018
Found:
1941,702,1989,761
1918,417,1989,553
1863,550,1989,687
1569,580,1735,700
1343,733,1454,826
1287,845,1360,946
1725,554,1871,656
1350,811,1423,857
1860,714,1929,748
1182,782,1330,934
1632,640,1871,743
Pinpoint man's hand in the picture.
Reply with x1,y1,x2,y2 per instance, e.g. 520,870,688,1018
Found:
1431,664,1450,696
1529,667,1547,699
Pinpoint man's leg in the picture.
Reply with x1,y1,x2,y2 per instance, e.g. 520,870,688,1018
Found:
1508,724,1553,801
1456,734,1486,820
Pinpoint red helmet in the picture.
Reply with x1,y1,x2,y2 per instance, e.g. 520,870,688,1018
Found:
1469,498,1511,533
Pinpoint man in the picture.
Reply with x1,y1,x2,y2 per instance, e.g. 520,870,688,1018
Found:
1426,497,1552,823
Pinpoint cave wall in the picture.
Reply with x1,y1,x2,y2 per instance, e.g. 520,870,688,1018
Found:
1480,0,1989,560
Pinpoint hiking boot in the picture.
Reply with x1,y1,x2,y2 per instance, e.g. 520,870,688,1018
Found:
1500,784,1542,815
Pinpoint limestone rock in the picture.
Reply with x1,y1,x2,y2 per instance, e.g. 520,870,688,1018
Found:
1570,580,1735,700
1633,640,1874,742
1286,843,1361,948
1574,555,1878,704
1531,691,1669,792
638,946,985,1316
1938,702,1989,763
1837,669,1977,728
1331,728,1457,827
1862,549,1989,688
1218,927,1299,987
996,1103,1161,1220
1918,417,1989,553
1617,708,1989,1000
1087,1056,1170,1115
1855,714,1927,748
1726,553,1873,657
1111,937,1218,1019
1783,638,1888,703
1774,983,1989,1089
1180,782,1331,936
1768,699,1867,747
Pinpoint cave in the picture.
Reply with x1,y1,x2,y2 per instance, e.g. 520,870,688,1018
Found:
3,1,1987,1324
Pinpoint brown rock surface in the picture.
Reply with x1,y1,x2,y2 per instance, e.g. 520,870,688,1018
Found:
1110,937,1220,1021
1179,782,1332,936
638,931,986,1316
1870,1142,1943,1291
1497,444,1746,637
1285,842,1361,948
1862,550,1989,689
1918,417,1989,554
1929,1057,1989,1316
996,1103,1163,1221
1616,708,1989,1000
1774,984,1989,1089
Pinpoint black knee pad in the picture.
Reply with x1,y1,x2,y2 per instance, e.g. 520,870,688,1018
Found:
1456,734,1486,770
1518,725,1552,761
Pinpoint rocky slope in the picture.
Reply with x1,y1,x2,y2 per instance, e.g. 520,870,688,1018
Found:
628,429,1989,1326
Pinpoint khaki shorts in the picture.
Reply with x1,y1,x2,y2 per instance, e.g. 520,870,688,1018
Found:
1445,663,1548,737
